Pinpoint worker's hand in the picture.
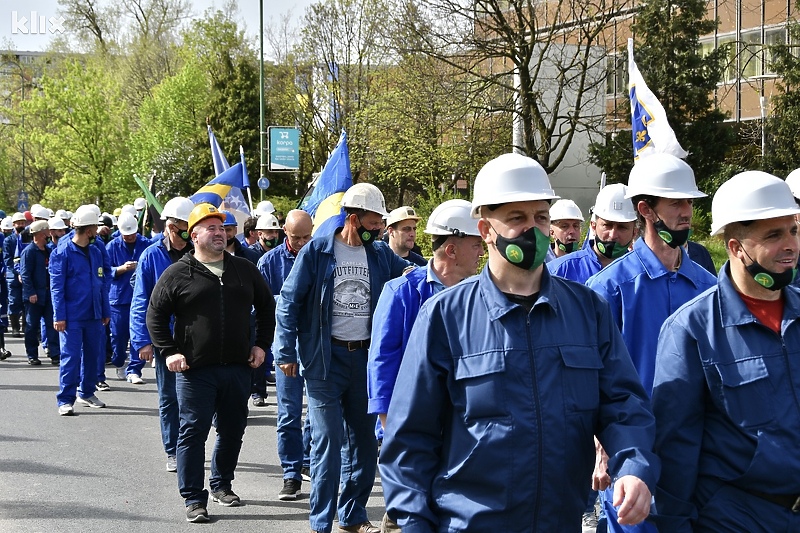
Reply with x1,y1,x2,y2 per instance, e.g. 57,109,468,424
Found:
166,354,189,372
54,320,66,332
613,475,652,525
379,414,387,428
592,438,611,491
138,344,154,362
29,294,38,304
248,346,266,369
279,363,298,378
102,317,110,326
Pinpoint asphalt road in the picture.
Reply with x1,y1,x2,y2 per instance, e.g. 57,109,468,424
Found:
0,335,387,532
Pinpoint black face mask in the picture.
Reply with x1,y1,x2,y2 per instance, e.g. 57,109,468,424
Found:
654,218,691,248
356,218,379,244
738,242,797,291
555,238,576,254
88,237,96,245
226,236,237,247
261,236,278,249
595,238,631,259
492,224,549,271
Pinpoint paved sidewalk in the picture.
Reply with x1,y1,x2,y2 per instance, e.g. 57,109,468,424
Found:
0,336,386,532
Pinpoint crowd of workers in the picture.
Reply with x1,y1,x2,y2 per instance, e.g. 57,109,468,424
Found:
3,151,800,533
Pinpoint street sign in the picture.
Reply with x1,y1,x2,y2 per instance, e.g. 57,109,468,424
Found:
16,191,28,212
257,177,270,190
268,127,300,172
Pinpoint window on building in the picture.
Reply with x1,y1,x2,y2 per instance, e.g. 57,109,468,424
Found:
606,53,626,96
765,27,787,73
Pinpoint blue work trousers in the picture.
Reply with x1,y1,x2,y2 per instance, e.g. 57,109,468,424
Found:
306,344,377,533
692,482,800,532
25,299,59,360
7,276,22,316
275,367,311,480
175,363,250,507
56,319,104,406
109,304,134,369
154,350,179,457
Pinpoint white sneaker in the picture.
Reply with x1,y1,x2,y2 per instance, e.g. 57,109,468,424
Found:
115,366,126,380
58,404,74,416
76,395,106,408
166,455,177,472
126,374,145,385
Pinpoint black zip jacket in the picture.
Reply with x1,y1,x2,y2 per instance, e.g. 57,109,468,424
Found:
146,251,275,369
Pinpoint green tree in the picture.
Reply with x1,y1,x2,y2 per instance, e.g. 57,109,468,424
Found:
589,0,734,222
21,58,132,209
765,21,800,177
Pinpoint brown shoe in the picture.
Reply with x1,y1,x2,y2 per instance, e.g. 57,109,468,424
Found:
338,522,380,533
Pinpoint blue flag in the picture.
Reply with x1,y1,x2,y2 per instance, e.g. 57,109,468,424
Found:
304,130,353,235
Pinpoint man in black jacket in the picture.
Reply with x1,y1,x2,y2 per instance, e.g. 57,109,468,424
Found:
147,203,275,523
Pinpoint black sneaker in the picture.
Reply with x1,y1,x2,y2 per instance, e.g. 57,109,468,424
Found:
185,502,209,523
301,467,311,481
50,357,60,366
278,478,301,501
96,381,111,392
0,349,11,360
28,358,41,366
251,395,266,407
210,488,240,507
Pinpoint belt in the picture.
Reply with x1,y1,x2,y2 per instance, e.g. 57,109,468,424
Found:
331,337,370,351
746,488,800,513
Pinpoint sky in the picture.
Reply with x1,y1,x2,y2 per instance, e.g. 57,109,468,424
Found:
1,0,314,52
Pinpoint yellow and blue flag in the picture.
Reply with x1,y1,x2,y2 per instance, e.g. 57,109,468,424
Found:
191,126,252,214
628,38,688,160
303,130,353,236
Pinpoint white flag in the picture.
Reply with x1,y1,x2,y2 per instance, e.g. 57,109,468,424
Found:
628,38,688,159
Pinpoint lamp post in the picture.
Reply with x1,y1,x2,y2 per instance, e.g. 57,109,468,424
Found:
747,73,778,160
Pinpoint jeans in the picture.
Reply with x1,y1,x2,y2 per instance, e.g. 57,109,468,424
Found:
275,366,311,480
108,304,134,370
25,299,59,360
306,344,377,533
175,363,250,507
56,319,103,405
154,350,179,457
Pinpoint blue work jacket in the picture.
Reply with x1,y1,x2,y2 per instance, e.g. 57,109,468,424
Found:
129,237,180,352
274,229,411,380
368,262,444,415
106,234,151,306
20,243,50,304
50,238,111,323
257,241,295,297
546,243,603,284
586,237,716,394
380,266,659,533
652,263,800,532
4,231,27,278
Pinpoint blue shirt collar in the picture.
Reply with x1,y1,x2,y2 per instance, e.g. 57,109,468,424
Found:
633,237,705,288
718,261,800,328
425,260,445,290
478,264,558,320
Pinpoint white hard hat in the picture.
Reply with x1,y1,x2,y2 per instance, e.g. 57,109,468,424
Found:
254,200,276,216
121,204,138,217
785,169,800,199
1,218,14,230
625,154,706,199
28,220,49,234
134,198,147,211
425,199,480,237
592,184,637,223
30,203,43,213
340,183,389,216
117,212,138,236
256,213,280,230
549,199,584,222
48,217,67,230
471,153,559,218
386,206,421,227
161,197,194,222
55,209,69,220
711,171,800,236
85,204,101,217
31,205,50,219
73,205,101,227
47,208,54,218
11,212,26,223
65,211,73,219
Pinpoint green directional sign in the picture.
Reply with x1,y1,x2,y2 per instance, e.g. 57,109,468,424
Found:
268,126,300,172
